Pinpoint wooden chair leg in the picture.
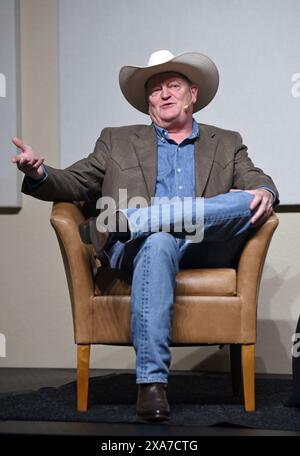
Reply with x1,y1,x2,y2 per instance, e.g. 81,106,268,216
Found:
77,344,90,412
230,344,242,396
241,344,255,412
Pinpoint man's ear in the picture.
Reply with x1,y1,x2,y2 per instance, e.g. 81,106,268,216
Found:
191,84,199,103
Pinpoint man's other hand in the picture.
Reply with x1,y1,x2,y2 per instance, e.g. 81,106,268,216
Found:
11,137,45,180
230,188,273,228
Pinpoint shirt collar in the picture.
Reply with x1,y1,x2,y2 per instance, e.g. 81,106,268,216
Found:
153,118,200,142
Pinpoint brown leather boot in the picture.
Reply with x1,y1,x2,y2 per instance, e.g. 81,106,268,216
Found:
137,383,170,422
79,217,114,264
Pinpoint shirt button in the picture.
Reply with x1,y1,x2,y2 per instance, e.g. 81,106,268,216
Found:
179,185,183,190
177,168,181,172
178,147,181,151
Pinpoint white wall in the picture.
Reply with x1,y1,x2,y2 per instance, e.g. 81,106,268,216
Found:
59,0,300,204
0,0,21,208
0,0,299,374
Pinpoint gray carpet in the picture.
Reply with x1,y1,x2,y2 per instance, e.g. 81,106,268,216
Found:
0,373,299,431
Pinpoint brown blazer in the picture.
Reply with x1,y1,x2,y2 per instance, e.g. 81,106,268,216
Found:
22,123,279,207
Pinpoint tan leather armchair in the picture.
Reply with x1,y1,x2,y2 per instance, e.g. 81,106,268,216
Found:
50,202,279,413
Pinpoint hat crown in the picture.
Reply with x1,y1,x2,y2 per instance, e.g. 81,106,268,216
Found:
147,49,175,67
119,50,219,114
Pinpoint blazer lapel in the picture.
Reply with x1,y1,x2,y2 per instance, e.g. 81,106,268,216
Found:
130,126,158,200
195,125,218,197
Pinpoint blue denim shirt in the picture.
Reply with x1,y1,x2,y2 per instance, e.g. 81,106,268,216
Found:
153,118,199,201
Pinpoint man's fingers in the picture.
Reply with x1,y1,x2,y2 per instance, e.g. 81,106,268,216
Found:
12,136,23,147
251,213,268,228
17,154,36,167
229,188,273,227
27,155,40,167
249,194,261,210
250,199,271,224
12,136,27,152
251,205,264,224
12,136,33,156
252,205,272,227
11,155,20,163
32,157,45,169
18,155,29,166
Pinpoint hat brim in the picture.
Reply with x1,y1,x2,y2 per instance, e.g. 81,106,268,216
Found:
119,52,219,114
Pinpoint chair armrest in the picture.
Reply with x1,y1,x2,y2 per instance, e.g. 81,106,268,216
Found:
50,202,96,342
237,212,279,342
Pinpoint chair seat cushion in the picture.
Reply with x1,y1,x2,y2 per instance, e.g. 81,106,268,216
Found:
94,268,237,297
175,269,236,296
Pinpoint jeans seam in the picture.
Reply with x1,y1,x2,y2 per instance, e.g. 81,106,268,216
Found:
139,237,152,380
205,210,251,222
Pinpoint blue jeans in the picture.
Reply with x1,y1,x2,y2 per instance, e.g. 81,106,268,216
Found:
107,191,255,384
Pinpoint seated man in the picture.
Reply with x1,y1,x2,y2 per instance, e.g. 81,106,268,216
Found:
11,49,279,422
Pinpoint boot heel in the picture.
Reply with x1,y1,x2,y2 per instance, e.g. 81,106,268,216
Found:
79,220,92,244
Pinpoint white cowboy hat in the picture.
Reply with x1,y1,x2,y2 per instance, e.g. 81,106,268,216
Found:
119,49,219,114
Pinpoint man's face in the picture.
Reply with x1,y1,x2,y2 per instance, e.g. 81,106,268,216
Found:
146,72,198,128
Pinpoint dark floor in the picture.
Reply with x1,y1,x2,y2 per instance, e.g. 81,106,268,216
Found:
0,368,299,437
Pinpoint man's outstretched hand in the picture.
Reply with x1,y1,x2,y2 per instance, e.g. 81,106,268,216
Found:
230,188,274,227
11,137,45,180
